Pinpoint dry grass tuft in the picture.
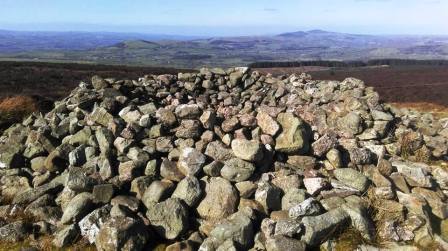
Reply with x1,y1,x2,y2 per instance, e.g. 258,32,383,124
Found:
0,95,39,133
391,102,448,119
399,132,414,160
0,95,38,119
0,235,96,251
333,227,367,251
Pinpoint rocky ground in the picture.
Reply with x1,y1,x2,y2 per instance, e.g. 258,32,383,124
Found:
0,67,447,250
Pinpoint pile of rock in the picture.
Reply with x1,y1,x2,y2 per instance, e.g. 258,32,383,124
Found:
0,67,447,250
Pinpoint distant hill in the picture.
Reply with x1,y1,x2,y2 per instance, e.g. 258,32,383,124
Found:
1,29,448,68
0,30,200,52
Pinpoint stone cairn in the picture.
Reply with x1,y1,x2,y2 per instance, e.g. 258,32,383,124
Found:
0,67,448,250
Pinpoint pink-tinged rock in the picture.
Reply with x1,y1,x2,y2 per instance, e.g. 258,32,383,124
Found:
303,178,329,196
256,112,280,136
311,134,337,157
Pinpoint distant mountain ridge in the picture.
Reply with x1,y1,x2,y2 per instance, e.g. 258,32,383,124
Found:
0,30,201,52
1,29,448,68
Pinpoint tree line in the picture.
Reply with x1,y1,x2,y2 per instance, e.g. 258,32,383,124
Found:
248,59,448,68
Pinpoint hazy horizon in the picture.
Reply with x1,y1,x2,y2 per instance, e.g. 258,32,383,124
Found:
2,23,448,37
1,0,448,36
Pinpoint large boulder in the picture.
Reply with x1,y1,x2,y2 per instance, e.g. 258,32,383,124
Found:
209,211,254,249
60,192,94,224
256,112,280,136
95,216,149,251
275,112,310,154
146,198,189,240
197,177,239,220
79,205,112,244
177,147,207,176
301,208,350,246
231,139,264,162
171,176,203,207
0,221,31,242
333,168,370,193
221,158,256,182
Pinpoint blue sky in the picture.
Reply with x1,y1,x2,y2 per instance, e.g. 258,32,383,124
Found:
0,0,447,36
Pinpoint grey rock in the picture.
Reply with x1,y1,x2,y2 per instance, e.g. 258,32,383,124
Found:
198,237,221,251
156,108,177,127
68,127,93,146
90,107,114,127
228,70,244,87
61,192,94,224
333,168,370,193
95,216,148,251
171,176,203,207
205,141,235,161
197,177,238,220
146,198,189,240
67,167,97,192
221,158,256,182
68,145,86,166
110,196,140,212
221,117,240,133
138,102,157,115
433,167,448,189
175,104,202,119
255,182,282,213
275,112,310,154
0,221,31,242
95,128,115,155
372,110,394,121
145,159,158,177
119,108,142,124
78,205,112,244
156,137,174,153
301,208,349,246
235,181,258,199
281,188,307,211
210,211,254,249
265,235,307,251
289,198,322,219
13,180,63,205
200,110,216,130
177,147,206,176
175,120,202,139
30,156,47,173
341,202,375,241
130,176,153,199
160,159,185,182
142,180,175,206
118,161,141,182
216,239,237,251
114,137,134,154
24,194,54,212
326,149,342,169
349,148,373,165
0,143,24,169
99,157,114,180
92,75,109,90
53,224,80,247
320,197,346,211
203,160,224,177
393,161,433,188
138,114,152,127
231,139,264,162
338,112,363,136
274,219,303,237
